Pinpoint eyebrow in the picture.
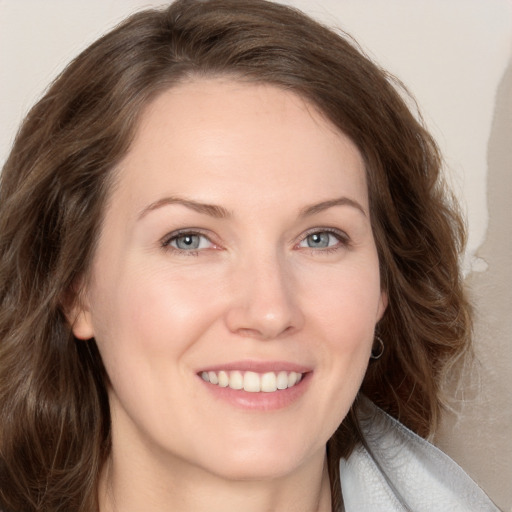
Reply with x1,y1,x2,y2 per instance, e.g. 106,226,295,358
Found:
138,196,231,220
300,197,367,217
138,195,366,221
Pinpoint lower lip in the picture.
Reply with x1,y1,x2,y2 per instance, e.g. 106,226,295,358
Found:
199,373,311,411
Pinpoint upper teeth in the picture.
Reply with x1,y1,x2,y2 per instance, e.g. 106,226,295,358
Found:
201,370,303,392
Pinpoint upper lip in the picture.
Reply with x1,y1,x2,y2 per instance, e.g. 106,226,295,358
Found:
197,360,312,374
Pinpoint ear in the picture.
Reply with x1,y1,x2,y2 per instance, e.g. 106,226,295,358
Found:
69,306,95,340
376,290,388,322
61,281,95,340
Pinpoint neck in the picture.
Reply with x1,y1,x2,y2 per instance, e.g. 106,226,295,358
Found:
98,447,332,512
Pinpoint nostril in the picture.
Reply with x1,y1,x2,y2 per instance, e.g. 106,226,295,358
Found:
233,322,296,340
236,327,273,339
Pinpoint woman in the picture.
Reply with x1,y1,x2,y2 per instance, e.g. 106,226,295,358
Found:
0,1,500,511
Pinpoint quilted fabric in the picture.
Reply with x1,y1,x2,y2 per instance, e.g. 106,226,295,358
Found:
339,397,500,511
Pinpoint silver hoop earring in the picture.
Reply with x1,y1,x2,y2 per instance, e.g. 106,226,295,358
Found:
371,335,384,360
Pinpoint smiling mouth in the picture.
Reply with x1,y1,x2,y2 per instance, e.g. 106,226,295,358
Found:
200,370,304,393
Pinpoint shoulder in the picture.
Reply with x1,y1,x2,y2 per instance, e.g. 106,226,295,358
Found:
339,396,500,512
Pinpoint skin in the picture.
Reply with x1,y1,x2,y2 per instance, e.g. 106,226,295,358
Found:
71,79,387,512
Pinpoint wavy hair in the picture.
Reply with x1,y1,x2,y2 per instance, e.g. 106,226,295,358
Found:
0,1,471,510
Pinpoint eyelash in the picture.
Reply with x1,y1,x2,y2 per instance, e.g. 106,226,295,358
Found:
296,227,350,254
161,229,215,257
161,227,350,257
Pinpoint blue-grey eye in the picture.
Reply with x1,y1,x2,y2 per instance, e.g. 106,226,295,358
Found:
299,231,340,249
308,232,329,248
169,233,212,250
174,234,201,249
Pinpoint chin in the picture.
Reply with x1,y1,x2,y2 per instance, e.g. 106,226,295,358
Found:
193,432,324,482
205,455,307,482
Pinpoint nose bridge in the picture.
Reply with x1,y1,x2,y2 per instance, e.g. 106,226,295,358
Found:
226,245,303,339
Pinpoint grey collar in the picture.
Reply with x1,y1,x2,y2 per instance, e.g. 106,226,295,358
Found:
339,397,500,511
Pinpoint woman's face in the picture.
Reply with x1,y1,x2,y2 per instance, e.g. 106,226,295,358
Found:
72,79,387,481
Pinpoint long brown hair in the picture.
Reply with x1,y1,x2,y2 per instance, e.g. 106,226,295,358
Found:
0,1,471,510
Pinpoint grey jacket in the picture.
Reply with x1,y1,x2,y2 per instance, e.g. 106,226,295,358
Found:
339,397,501,511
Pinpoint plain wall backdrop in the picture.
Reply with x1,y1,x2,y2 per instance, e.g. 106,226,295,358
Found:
1,1,511,509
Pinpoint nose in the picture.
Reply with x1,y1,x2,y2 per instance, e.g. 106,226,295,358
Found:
224,253,304,340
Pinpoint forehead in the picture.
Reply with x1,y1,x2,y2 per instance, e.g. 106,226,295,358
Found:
113,78,368,216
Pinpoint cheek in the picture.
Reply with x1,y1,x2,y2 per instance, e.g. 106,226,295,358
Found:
90,263,223,367
86,266,219,427
300,259,381,400
304,261,382,338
